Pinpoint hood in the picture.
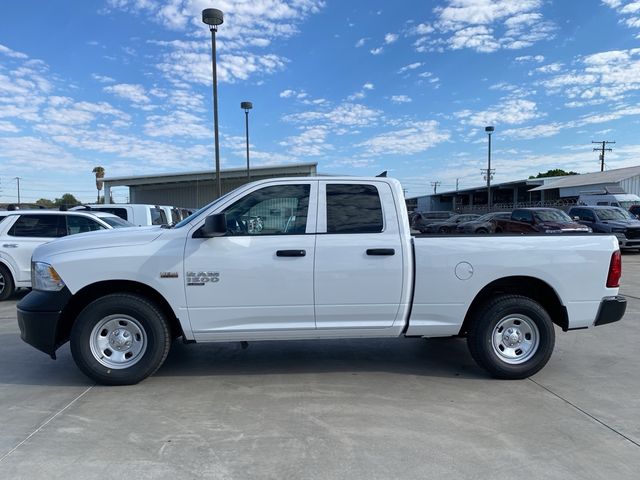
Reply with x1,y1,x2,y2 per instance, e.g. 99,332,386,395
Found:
600,220,640,228
540,221,590,231
34,226,165,259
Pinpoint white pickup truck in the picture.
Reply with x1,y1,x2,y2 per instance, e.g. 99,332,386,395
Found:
17,177,626,385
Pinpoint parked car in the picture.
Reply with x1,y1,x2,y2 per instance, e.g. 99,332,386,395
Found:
569,206,640,250
411,211,454,232
0,210,115,300
456,212,511,234
629,204,640,218
72,204,169,226
494,208,592,234
17,177,625,385
423,214,481,233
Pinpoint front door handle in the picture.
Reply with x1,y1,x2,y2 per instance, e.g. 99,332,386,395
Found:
276,249,306,257
2,244,18,248
366,248,395,256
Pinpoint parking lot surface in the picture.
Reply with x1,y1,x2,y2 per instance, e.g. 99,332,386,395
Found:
1,257,640,479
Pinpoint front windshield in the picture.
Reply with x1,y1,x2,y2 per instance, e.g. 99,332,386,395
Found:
101,217,135,228
534,210,572,222
173,190,235,228
597,208,635,221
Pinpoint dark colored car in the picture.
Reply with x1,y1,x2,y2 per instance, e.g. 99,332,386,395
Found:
569,206,640,250
424,214,481,234
629,204,640,218
456,212,512,234
494,208,592,234
411,211,454,232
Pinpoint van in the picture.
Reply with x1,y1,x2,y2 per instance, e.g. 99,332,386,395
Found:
72,204,169,226
577,193,640,210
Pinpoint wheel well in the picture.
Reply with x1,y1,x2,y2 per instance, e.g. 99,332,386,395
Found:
58,280,184,346
459,276,568,335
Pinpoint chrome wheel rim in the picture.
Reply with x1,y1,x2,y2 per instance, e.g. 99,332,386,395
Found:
0,272,5,294
491,314,539,365
89,314,147,369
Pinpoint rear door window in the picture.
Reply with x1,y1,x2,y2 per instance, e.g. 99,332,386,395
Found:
326,184,383,234
512,210,534,223
66,215,106,235
8,214,66,238
150,208,167,225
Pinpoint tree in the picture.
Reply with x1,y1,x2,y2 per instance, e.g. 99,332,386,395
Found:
529,169,579,179
54,193,81,208
92,166,105,203
35,198,55,208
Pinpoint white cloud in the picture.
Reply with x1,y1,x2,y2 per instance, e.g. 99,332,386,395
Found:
384,33,399,44
390,95,413,103
285,103,380,127
531,62,563,74
398,62,423,74
355,37,367,47
0,120,20,132
363,82,374,90
455,98,541,126
370,47,384,55
515,54,545,62
410,0,555,53
603,0,640,30
357,121,450,155
279,125,331,156
104,83,149,104
144,110,209,138
0,44,28,59
92,73,115,83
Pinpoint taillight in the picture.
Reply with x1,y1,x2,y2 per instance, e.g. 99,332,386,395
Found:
607,250,622,288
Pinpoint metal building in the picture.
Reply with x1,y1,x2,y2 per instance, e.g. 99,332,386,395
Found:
103,162,318,208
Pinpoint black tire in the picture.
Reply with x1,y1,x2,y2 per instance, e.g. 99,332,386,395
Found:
0,264,15,301
70,293,171,385
467,295,555,379
476,228,488,234
438,226,449,234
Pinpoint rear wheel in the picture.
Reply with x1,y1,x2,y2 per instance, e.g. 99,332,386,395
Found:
475,228,488,234
0,264,15,301
438,226,449,234
467,295,555,379
70,293,171,385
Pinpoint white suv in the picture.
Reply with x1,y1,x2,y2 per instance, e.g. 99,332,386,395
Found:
0,210,123,300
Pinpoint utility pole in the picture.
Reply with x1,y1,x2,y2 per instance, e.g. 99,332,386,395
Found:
455,178,459,192
13,177,21,206
431,181,441,195
592,140,615,172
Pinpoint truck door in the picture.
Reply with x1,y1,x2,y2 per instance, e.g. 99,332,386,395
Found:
184,181,318,334
314,181,404,329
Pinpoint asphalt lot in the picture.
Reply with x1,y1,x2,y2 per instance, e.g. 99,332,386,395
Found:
1,258,640,479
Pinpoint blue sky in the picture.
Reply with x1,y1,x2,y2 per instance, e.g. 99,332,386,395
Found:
2,0,640,203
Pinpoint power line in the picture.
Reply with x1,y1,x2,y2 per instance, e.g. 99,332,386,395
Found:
592,140,615,172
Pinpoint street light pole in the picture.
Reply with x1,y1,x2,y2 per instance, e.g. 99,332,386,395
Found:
485,126,494,210
14,177,21,206
202,8,224,198
241,101,253,179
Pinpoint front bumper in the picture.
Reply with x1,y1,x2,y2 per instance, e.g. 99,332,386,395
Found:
17,288,72,359
594,296,627,326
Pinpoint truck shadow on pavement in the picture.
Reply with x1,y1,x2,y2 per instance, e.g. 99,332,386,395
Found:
156,337,488,381
1,335,487,386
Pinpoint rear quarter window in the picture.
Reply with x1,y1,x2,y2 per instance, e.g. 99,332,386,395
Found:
8,214,66,238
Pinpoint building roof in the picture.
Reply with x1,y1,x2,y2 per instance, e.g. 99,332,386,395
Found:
103,162,318,186
529,165,640,192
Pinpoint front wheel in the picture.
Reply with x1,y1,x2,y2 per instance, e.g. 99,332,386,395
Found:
467,295,555,379
70,294,171,385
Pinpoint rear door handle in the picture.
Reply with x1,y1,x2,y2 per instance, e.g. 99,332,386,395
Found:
276,249,306,257
366,248,395,256
2,244,18,248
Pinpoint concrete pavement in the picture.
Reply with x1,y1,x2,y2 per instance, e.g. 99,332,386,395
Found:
1,258,639,479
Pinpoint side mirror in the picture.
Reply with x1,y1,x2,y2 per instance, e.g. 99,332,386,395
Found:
573,216,580,221
199,213,227,238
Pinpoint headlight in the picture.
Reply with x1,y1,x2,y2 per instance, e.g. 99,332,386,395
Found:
31,262,65,291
